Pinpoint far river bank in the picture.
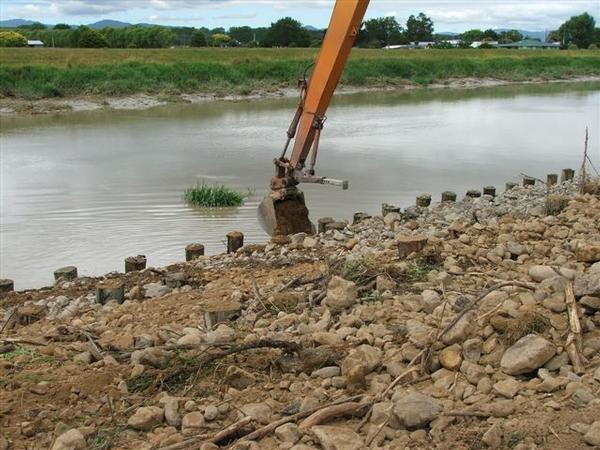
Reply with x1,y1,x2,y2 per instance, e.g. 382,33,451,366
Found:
1,75,600,117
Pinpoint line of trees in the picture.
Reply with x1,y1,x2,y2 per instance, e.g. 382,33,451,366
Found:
0,18,323,48
1,12,598,49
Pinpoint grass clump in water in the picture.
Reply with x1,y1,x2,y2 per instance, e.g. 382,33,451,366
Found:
184,182,244,207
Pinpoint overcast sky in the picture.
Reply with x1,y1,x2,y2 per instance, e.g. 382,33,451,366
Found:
1,0,598,32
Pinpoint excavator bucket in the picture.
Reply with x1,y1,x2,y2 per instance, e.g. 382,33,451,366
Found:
258,189,313,236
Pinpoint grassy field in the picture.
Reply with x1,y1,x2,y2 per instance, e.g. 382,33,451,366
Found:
1,47,599,99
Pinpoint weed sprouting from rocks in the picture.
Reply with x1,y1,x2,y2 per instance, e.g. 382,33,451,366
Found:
405,260,438,282
184,182,244,208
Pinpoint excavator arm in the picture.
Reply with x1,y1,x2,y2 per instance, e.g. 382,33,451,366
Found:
258,0,370,236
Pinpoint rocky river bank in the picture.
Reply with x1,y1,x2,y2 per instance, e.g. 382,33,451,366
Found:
1,178,599,450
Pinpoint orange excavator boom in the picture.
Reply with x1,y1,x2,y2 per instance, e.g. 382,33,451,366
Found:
258,0,370,236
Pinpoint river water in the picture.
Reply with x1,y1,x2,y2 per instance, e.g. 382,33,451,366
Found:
1,82,599,289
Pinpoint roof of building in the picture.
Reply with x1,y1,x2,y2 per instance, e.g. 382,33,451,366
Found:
27,40,44,45
497,39,559,48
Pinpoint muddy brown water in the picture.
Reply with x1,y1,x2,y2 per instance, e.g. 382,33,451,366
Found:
1,82,599,289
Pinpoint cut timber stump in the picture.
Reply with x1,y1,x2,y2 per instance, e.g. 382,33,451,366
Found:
96,279,125,305
0,279,14,294
381,203,400,217
505,182,518,191
441,191,457,202
201,299,242,329
522,177,535,187
226,231,244,254
397,235,428,258
547,174,558,185
561,168,575,182
125,255,146,273
185,243,205,261
483,186,496,197
416,194,431,207
353,212,371,224
466,190,481,198
317,217,334,233
54,266,77,281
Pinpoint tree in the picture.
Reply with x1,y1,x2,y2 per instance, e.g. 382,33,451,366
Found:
54,23,71,30
498,30,523,44
460,29,484,44
78,27,109,48
17,22,46,30
264,17,310,47
546,30,561,42
482,29,499,40
190,30,207,47
229,26,254,45
558,12,596,48
358,17,405,47
405,12,434,42
0,31,28,47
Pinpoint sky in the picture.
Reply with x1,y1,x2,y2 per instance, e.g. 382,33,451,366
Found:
1,0,598,32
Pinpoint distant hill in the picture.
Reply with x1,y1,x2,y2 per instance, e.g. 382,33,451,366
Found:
87,20,132,29
304,25,321,31
495,29,547,41
0,19,37,28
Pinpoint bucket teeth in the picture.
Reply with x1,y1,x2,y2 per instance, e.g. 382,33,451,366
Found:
258,189,313,236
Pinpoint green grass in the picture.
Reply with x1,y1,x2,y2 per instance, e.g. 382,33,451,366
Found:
0,347,57,365
184,182,244,207
0,48,599,99
405,260,438,282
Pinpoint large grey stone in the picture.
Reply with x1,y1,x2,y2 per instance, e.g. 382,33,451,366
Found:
528,265,558,282
324,276,357,311
312,425,364,450
442,311,476,345
341,344,382,376
131,347,174,369
574,273,600,298
392,392,442,429
51,429,86,450
500,334,556,375
584,421,600,446
128,406,164,431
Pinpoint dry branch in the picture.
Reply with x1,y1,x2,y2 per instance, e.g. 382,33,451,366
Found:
298,401,370,430
564,281,587,374
240,395,363,442
203,338,299,363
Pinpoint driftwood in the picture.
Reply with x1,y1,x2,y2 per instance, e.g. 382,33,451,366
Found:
298,401,370,430
564,281,587,374
241,395,363,442
203,338,299,364
211,416,254,445
158,417,254,450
